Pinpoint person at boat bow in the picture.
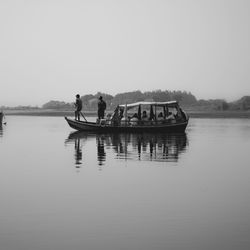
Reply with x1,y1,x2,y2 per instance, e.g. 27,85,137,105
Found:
74,94,82,121
98,96,106,120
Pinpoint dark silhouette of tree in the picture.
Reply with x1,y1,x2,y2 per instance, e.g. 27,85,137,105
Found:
42,101,73,110
39,91,250,112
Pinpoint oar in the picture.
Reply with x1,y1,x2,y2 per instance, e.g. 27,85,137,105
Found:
80,111,88,122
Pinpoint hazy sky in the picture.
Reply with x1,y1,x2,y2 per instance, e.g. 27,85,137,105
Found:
0,0,249,106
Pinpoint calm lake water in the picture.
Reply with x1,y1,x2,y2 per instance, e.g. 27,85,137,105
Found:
0,116,250,250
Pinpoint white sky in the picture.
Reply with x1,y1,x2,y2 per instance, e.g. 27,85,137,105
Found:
0,0,249,106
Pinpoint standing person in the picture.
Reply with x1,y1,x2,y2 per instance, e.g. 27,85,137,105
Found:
98,96,106,120
74,94,82,121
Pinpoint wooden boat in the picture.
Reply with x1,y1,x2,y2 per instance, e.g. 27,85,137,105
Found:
65,101,189,133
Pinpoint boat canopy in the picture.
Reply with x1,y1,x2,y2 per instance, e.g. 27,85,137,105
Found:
119,101,178,109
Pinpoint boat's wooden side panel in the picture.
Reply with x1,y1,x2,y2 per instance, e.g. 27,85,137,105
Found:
66,118,100,131
65,117,188,133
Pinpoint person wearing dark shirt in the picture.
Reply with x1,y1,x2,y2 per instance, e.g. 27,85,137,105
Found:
74,94,82,121
98,96,106,120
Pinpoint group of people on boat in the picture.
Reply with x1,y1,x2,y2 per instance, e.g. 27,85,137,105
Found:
74,94,107,121
73,94,186,127
66,94,188,132
120,110,176,126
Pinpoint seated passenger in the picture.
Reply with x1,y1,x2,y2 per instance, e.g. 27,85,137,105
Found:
166,112,175,120
106,113,112,125
130,113,139,126
142,111,148,121
121,117,129,126
157,112,164,121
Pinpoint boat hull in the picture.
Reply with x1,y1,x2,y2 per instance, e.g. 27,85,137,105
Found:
65,117,188,133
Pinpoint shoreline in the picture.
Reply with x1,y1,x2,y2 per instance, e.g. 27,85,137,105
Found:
187,111,250,119
3,109,250,119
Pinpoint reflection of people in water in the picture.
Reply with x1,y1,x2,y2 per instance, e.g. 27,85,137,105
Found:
149,139,154,159
111,133,187,162
97,136,106,166
137,135,142,160
65,131,188,166
74,137,82,167
65,132,84,168
0,124,3,137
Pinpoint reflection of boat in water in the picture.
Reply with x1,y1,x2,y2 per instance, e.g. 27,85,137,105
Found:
65,131,188,166
0,124,3,137
0,112,5,137
65,101,189,133
0,112,4,125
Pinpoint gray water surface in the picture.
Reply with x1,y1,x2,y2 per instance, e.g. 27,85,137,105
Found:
0,116,250,250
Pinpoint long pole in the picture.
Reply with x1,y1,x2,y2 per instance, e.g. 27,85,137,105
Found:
80,111,88,122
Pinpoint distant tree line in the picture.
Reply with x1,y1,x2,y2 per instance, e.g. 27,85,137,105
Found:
0,105,40,110
2,90,250,111
42,90,198,111
194,96,250,111
41,91,250,111
42,101,73,110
